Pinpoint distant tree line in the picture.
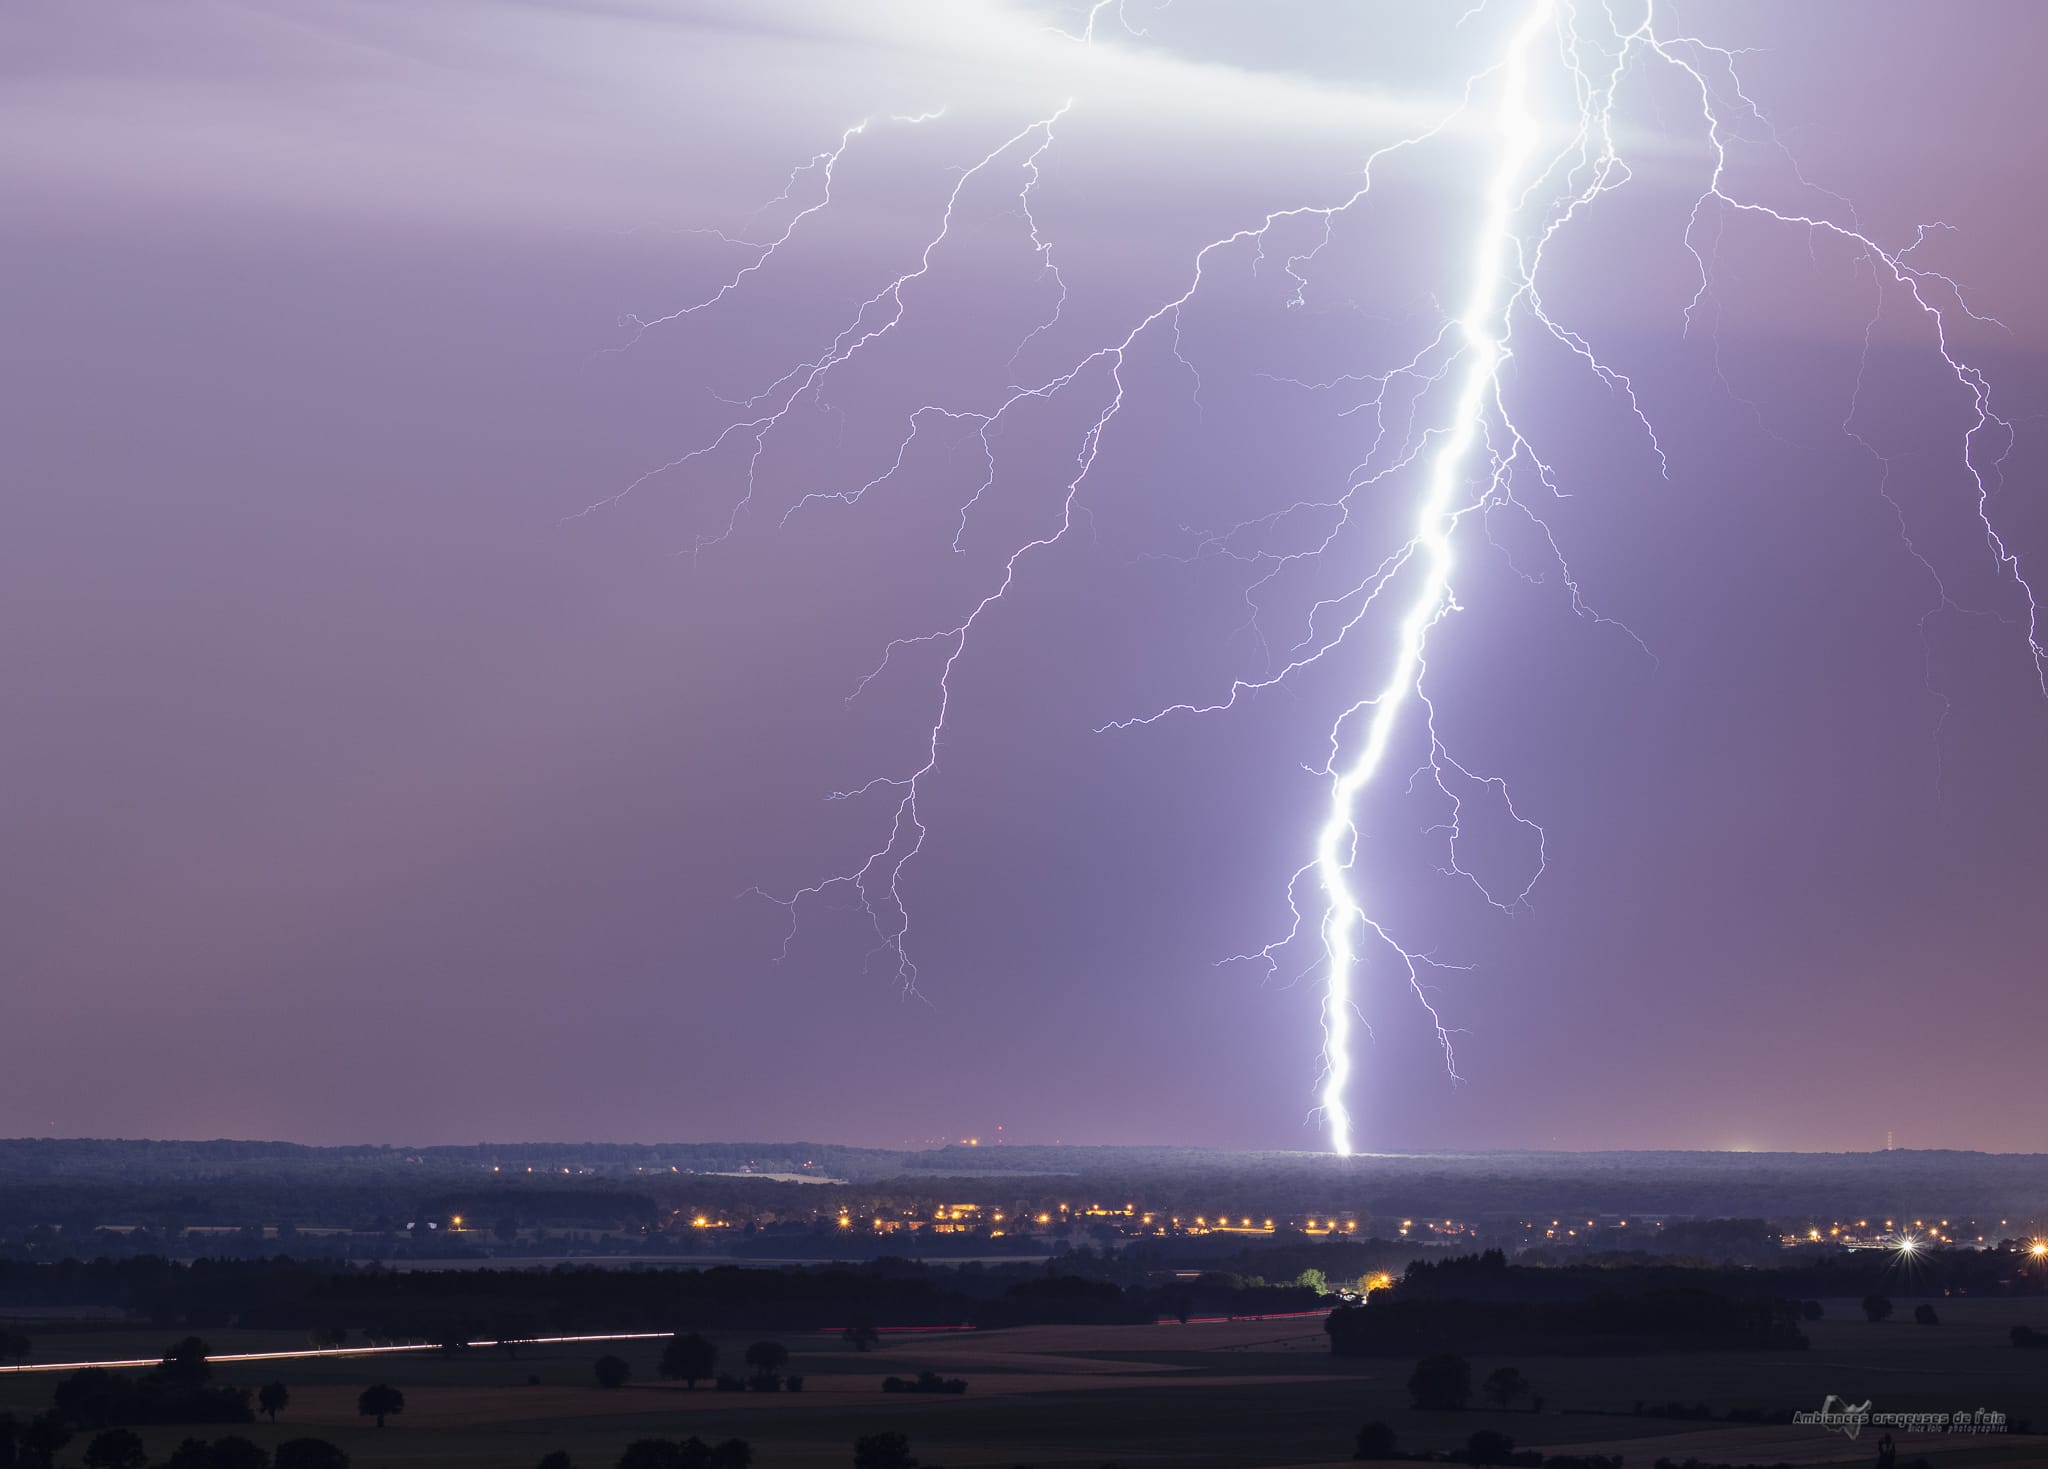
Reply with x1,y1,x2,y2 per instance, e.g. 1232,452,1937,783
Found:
0,1257,1320,1339
1326,1286,1808,1356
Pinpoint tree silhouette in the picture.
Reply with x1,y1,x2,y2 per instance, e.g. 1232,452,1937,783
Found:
275,1440,352,1469
594,1355,632,1389
1481,1365,1530,1410
1408,1353,1472,1410
842,1320,881,1353
21,1413,73,1469
208,1437,269,1469
853,1431,918,1469
357,1383,405,1428
1352,1421,1399,1460
1913,1304,1940,1325
0,1330,30,1365
82,1429,148,1469
1862,1294,1894,1323
659,1333,717,1388
259,1381,292,1422
161,1337,213,1387
535,1453,575,1469
743,1341,789,1376
710,1439,752,1469
1464,1429,1516,1466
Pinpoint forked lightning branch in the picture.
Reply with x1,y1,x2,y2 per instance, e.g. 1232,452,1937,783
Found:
589,1,2040,1154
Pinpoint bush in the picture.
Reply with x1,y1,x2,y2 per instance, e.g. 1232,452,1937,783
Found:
880,1371,967,1395
1353,1421,1399,1460
276,1440,351,1469
209,1437,271,1469
82,1429,148,1469
1913,1304,1939,1326
616,1441,687,1469
854,1432,918,1469
594,1355,631,1390
1462,1429,1516,1466
1861,1294,1893,1323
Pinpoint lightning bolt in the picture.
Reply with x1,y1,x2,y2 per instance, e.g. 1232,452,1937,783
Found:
589,1,2041,1154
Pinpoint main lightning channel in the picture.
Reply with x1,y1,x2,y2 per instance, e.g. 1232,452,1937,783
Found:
1315,0,1555,1158
598,0,2040,1162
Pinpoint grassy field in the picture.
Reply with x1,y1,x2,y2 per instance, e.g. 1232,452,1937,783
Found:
4,1298,2045,1468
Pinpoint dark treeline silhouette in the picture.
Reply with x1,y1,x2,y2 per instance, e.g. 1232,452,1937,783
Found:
0,1256,1316,1337
1395,1246,2034,1302
1328,1287,1808,1357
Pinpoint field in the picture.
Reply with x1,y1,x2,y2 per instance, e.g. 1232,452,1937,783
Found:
5,1298,2045,1468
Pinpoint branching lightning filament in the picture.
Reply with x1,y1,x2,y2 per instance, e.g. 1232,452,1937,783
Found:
590,1,2042,1154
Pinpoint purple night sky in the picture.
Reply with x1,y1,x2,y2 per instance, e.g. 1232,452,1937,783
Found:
3,1,2043,1153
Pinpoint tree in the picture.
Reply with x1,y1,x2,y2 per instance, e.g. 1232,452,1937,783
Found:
495,1217,521,1243
0,1329,29,1365
165,1439,215,1469
162,1337,214,1387
536,1454,575,1469
1353,1421,1399,1460
853,1432,919,1469
259,1381,292,1422
1464,1429,1516,1466
1913,1304,1940,1325
1481,1365,1531,1410
659,1333,717,1388
52,1368,122,1429
20,1413,72,1469
1862,1294,1894,1323
594,1355,632,1390
743,1341,789,1376
82,1429,148,1469
711,1440,752,1469
1408,1353,1472,1410
357,1383,405,1428
209,1438,270,1469
842,1320,881,1353
276,1441,352,1469
616,1441,686,1469
1800,1300,1824,1321
1295,1268,1329,1294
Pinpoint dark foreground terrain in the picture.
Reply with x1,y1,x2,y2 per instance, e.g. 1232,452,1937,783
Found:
3,1301,2045,1468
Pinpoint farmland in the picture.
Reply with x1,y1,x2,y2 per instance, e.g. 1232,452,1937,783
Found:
6,1298,2045,1467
